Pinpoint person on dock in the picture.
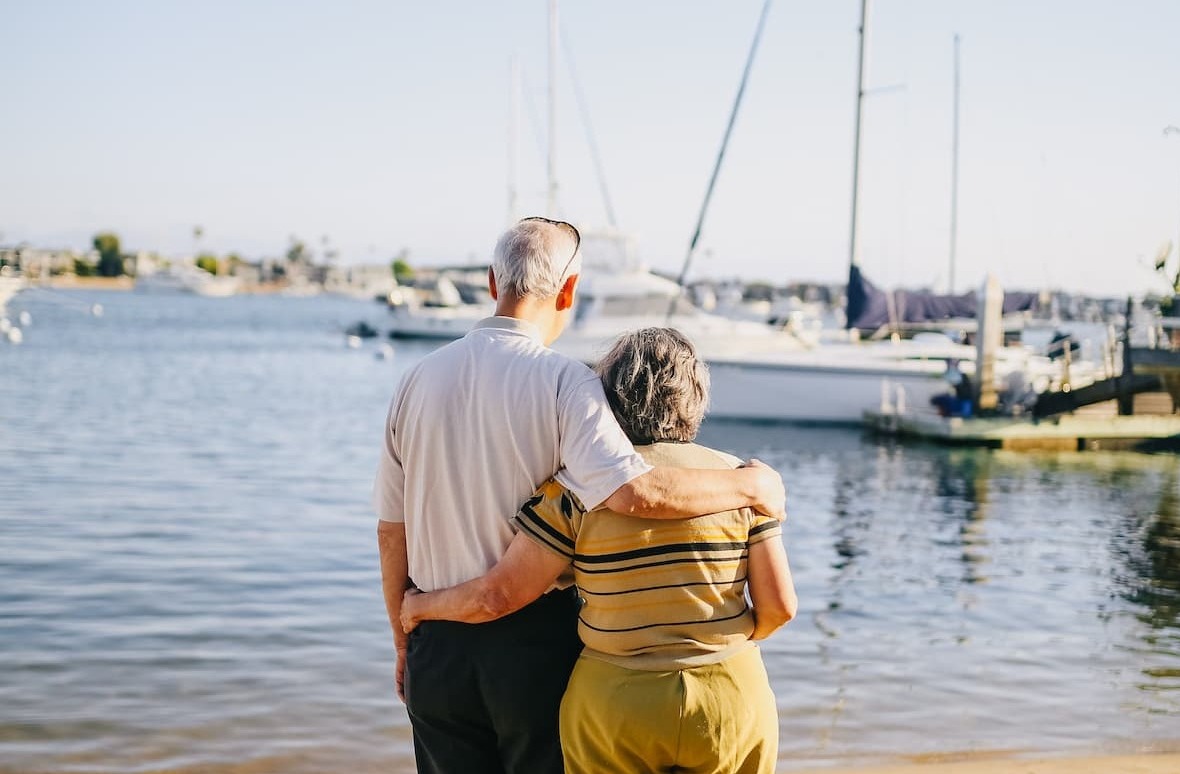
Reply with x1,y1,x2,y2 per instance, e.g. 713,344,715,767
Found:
399,326,798,774
931,358,975,417
373,219,787,774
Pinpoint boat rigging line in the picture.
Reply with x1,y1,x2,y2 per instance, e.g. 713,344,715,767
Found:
948,33,961,295
669,0,774,319
561,25,619,231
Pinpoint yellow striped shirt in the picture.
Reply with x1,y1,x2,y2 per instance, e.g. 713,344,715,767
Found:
515,442,782,671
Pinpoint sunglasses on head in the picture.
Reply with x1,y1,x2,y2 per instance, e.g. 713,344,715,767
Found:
520,216,582,280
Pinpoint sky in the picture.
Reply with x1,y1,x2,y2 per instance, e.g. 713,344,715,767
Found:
2,0,1179,297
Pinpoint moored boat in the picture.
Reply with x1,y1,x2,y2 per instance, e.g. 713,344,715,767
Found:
0,272,26,310
135,264,239,297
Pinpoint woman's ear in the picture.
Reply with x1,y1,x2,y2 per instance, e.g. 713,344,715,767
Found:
488,266,499,301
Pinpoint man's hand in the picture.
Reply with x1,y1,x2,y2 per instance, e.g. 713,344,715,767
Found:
395,589,419,702
377,521,412,704
742,459,787,522
400,588,422,633
395,645,407,702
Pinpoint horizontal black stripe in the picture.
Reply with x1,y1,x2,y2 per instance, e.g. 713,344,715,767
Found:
575,540,749,565
579,606,750,634
575,553,747,575
516,517,574,558
579,575,748,597
518,502,575,551
749,521,780,538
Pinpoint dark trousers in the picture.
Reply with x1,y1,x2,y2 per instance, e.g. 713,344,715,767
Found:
404,586,582,774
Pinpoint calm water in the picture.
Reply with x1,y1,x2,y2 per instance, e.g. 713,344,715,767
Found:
1,290,1178,773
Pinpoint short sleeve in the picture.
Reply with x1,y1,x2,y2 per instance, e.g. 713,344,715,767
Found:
747,514,781,546
513,478,584,560
553,375,652,510
371,400,406,523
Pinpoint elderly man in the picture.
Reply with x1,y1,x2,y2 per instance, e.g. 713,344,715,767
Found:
374,217,786,774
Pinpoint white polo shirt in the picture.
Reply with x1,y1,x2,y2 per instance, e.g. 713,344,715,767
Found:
372,316,653,592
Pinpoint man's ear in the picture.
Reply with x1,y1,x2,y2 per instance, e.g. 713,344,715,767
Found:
488,266,499,301
555,274,579,311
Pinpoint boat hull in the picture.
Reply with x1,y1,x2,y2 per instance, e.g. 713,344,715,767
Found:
387,305,492,339
705,357,947,424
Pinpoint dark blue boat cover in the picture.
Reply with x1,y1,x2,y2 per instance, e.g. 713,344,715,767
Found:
845,265,1039,331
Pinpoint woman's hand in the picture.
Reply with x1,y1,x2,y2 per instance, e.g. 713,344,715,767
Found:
401,588,423,633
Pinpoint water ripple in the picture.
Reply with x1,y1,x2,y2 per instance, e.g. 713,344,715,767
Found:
2,291,1178,771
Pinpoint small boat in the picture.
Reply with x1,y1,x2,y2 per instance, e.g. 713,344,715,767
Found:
0,271,26,310
135,264,239,297
345,321,380,339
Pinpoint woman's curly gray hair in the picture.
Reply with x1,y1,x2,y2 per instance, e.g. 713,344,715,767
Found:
593,327,710,444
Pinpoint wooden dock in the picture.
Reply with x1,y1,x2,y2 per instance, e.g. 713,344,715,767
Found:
863,408,1180,451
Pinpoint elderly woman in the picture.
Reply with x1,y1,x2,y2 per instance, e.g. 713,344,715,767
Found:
401,327,797,774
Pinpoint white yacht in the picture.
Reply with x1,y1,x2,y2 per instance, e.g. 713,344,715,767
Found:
387,273,494,340
553,267,802,364
551,265,1094,424
135,264,239,297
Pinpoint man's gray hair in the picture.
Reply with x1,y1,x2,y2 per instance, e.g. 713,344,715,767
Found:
594,327,710,444
491,217,582,300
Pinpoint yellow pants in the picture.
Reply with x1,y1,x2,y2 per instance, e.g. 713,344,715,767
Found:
559,646,779,774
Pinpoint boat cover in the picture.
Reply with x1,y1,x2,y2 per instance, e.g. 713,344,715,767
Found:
845,265,1040,332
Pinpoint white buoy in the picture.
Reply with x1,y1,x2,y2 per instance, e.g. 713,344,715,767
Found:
18,311,31,326
375,342,395,360
6,327,22,344
347,335,362,349
0,318,10,334
91,304,104,317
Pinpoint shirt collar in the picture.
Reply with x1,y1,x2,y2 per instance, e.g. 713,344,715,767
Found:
472,316,545,344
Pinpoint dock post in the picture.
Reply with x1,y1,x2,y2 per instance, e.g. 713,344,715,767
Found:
1118,296,1134,415
975,274,1002,413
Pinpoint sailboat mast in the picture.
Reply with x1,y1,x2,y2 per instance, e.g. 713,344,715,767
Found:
508,55,521,226
547,0,559,216
847,0,871,272
948,33,961,294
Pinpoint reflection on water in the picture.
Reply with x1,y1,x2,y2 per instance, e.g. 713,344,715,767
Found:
698,422,1180,767
1113,470,1180,630
1,292,1179,773
931,450,992,586
1108,465,1180,705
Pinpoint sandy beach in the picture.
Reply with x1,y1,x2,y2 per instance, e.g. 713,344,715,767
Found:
6,751,1180,774
792,752,1180,774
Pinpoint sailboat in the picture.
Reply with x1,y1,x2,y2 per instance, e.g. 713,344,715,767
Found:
385,0,795,354
602,0,1097,423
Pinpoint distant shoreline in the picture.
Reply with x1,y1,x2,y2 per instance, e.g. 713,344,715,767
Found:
39,276,310,295
44,275,134,290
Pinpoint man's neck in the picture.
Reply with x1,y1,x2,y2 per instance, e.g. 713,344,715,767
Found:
494,297,560,345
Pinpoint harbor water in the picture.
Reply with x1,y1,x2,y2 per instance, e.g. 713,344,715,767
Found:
1,291,1178,773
